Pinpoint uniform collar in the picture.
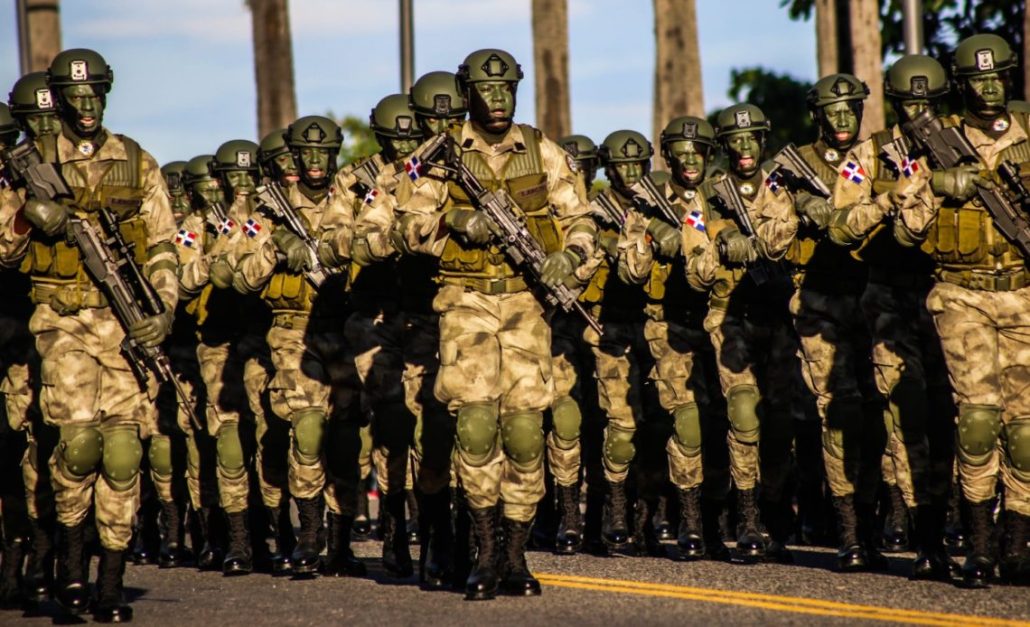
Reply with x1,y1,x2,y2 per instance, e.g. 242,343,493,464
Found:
57,127,113,162
458,121,527,155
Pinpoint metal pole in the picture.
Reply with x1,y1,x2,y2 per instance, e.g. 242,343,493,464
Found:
399,0,414,93
16,0,31,75
901,0,923,55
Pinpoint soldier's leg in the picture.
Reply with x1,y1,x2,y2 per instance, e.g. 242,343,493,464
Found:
0,392,29,608
547,314,585,554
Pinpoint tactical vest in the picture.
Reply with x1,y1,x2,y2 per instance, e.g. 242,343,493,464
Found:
700,174,750,302
260,203,340,315
578,191,647,322
643,183,707,324
785,142,866,292
21,135,149,287
921,112,1030,278
439,125,562,284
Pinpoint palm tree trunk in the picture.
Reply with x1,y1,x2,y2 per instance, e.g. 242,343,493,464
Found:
848,0,885,137
653,0,704,143
249,0,297,138
815,0,838,77
18,0,62,73
531,0,571,139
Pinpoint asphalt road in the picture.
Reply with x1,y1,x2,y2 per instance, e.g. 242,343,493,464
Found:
6,538,1029,626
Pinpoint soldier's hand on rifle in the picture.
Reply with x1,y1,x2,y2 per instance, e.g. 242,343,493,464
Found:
129,310,173,349
599,233,619,259
931,165,993,202
795,192,834,229
350,235,374,267
444,209,495,245
540,249,582,288
271,228,312,273
23,198,69,237
209,256,234,289
646,218,681,259
716,227,756,264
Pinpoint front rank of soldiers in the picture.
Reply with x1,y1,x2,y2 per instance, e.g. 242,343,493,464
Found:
0,36,1029,624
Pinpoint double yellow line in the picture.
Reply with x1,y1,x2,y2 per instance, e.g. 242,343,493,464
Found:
535,573,1030,626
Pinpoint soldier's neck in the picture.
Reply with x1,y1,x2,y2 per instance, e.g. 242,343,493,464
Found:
62,125,107,150
471,120,510,144
299,181,328,204
964,107,1010,138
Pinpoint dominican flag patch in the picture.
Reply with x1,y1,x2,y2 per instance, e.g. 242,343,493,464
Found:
686,210,706,232
840,161,866,184
174,229,197,248
364,188,379,205
765,171,783,193
244,218,262,238
219,218,236,236
404,156,422,181
901,157,919,178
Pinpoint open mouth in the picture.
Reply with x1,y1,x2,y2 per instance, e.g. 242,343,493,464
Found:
738,156,754,169
285,174,300,182
683,167,700,178
307,168,324,179
835,131,851,142
80,116,97,128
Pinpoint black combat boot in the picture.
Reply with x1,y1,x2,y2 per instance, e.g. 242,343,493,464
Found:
406,491,420,545
22,515,55,605
195,507,224,571
322,513,366,577
762,498,794,565
943,486,968,550
554,484,583,555
735,489,766,562
857,501,889,571
451,489,474,591
499,517,541,596
674,487,704,561
351,478,372,541
130,496,159,566
701,497,730,561
418,490,453,589
654,494,674,541
960,500,996,588
832,495,867,572
158,499,186,569
0,531,26,608
602,480,630,549
381,492,414,578
632,498,664,557
222,510,253,576
999,510,1029,585
911,503,957,581
291,496,324,575
266,506,295,576
465,507,499,601
55,521,90,615
882,484,910,553
92,548,131,623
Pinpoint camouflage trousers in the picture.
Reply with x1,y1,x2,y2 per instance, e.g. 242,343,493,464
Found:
434,285,552,523
31,304,155,551
403,311,453,496
645,317,713,491
268,318,360,515
862,279,955,509
790,286,884,503
705,303,796,498
926,281,1030,516
547,312,590,488
584,318,651,484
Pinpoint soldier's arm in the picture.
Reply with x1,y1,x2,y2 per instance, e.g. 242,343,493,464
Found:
541,137,597,260
316,169,358,267
892,157,938,246
175,215,209,297
827,144,893,246
139,153,179,310
751,183,797,260
232,215,278,294
353,183,400,262
0,188,30,267
394,175,450,257
616,207,654,285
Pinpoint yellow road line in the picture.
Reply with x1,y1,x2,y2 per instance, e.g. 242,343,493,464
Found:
535,573,1030,627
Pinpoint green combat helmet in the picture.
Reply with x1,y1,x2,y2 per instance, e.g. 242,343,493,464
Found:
599,129,653,193
370,94,424,161
951,33,1017,78
258,128,298,184
661,116,717,188
182,154,221,211
559,134,599,187
411,71,467,136
162,161,189,222
715,103,771,138
47,48,114,140
9,71,60,139
806,74,869,150
456,49,523,89
211,139,259,200
806,74,870,110
885,54,950,100
285,115,343,190
0,103,19,148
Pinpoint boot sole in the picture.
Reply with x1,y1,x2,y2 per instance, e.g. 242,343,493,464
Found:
464,590,496,601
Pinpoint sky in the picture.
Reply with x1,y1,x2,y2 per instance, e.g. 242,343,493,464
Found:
0,0,818,164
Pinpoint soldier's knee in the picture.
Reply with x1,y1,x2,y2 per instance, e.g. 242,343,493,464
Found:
1004,418,1030,482
148,436,173,479
551,395,582,444
604,426,636,466
291,408,326,465
58,425,104,478
501,411,544,465
100,425,143,491
672,403,702,457
216,422,246,476
822,427,845,460
727,384,760,444
456,402,498,466
956,404,1002,467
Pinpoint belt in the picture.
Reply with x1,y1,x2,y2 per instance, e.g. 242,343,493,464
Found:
272,311,310,330
441,275,528,295
938,268,1029,292
30,282,108,313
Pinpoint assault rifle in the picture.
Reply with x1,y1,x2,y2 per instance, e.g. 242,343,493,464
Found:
901,108,1030,258
7,140,198,427
204,199,234,236
711,176,780,286
254,181,337,288
631,173,682,226
770,143,832,198
413,133,603,335
592,191,626,228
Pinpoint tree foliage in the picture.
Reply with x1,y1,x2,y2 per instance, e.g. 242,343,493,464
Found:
335,114,380,166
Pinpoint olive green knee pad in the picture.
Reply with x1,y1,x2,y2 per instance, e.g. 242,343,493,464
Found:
727,384,760,444
456,402,499,466
291,408,326,466
101,425,143,491
501,411,544,465
58,425,104,478
603,425,636,467
216,422,246,477
148,435,173,479
551,395,582,445
1004,418,1030,482
956,404,1002,467
672,403,702,457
